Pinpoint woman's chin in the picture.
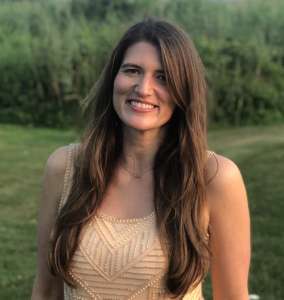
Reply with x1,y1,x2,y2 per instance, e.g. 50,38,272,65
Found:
122,121,160,133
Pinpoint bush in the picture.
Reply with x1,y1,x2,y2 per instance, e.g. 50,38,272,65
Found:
0,0,283,127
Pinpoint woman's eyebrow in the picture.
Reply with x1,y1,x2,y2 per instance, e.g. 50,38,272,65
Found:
120,63,164,73
120,63,141,69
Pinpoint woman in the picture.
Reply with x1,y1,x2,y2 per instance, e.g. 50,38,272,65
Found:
31,19,251,299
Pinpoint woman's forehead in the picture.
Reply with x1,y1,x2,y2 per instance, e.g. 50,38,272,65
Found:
122,41,163,71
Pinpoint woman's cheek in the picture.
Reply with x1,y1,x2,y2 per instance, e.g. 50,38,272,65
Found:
113,74,132,95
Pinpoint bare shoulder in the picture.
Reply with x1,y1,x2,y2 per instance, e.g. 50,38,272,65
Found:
42,142,80,206
202,152,246,230
45,145,70,177
206,152,243,193
41,145,73,208
206,153,248,229
205,151,249,221
205,152,251,298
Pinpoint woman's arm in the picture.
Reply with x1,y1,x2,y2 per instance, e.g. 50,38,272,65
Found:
31,146,68,300
206,153,251,300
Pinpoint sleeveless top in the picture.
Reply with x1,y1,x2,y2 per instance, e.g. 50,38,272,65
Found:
58,144,210,300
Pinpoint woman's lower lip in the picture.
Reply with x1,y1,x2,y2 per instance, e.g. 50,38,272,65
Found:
126,102,158,113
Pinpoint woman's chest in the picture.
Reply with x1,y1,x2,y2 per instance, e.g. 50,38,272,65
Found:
66,213,170,299
97,171,155,219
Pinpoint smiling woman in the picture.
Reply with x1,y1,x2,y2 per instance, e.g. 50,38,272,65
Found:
113,41,175,132
31,18,250,300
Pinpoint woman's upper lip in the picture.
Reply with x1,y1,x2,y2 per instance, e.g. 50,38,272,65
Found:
126,98,159,107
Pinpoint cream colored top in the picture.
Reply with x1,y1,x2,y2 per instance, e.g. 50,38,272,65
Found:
58,144,206,300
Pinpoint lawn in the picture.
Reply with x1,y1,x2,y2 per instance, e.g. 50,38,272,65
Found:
0,124,283,299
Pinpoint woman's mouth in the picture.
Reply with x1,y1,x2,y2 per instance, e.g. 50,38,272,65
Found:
126,99,158,112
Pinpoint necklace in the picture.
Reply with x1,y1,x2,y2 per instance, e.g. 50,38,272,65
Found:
120,163,153,179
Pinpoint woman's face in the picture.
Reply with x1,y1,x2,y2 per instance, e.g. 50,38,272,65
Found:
113,41,175,133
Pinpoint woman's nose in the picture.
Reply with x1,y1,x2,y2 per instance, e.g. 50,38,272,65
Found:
134,75,153,97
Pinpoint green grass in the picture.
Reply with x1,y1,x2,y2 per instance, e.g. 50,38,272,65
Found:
0,125,76,299
0,124,283,299
205,125,284,299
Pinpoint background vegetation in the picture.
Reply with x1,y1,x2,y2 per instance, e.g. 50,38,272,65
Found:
0,124,283,299
0,0,283,299
0,0,284,127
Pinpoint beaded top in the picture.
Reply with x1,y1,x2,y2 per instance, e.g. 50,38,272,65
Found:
96,210,155,224
59,144,205,300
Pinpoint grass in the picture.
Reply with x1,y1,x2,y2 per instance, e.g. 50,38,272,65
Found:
0,124,283,299
205,125,284,299
0,125,76,300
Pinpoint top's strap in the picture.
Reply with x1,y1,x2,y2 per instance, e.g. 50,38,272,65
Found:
207,150,215,160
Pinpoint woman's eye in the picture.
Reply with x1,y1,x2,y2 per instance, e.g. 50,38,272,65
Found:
157,74,166,83
124,68,139,74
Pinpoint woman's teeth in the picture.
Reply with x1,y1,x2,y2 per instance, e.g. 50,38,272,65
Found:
129,100,156,109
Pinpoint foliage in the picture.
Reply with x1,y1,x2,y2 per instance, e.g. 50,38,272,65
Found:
0,0,283,126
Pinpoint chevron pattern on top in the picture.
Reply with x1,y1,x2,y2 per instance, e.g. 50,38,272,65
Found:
64,213,203,300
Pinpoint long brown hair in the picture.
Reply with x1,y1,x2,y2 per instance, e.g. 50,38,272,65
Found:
49,18,209,297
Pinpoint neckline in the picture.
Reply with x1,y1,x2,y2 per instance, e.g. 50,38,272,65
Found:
95,210,155,223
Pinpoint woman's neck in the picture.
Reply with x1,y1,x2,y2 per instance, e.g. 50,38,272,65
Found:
120,127,165,176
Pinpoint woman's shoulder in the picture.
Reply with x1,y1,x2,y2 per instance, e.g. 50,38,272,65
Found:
46,145,69,171
43,144,79,196
205,151,247,214
41,144,79,209
205,151,242,190
45,143,79,175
